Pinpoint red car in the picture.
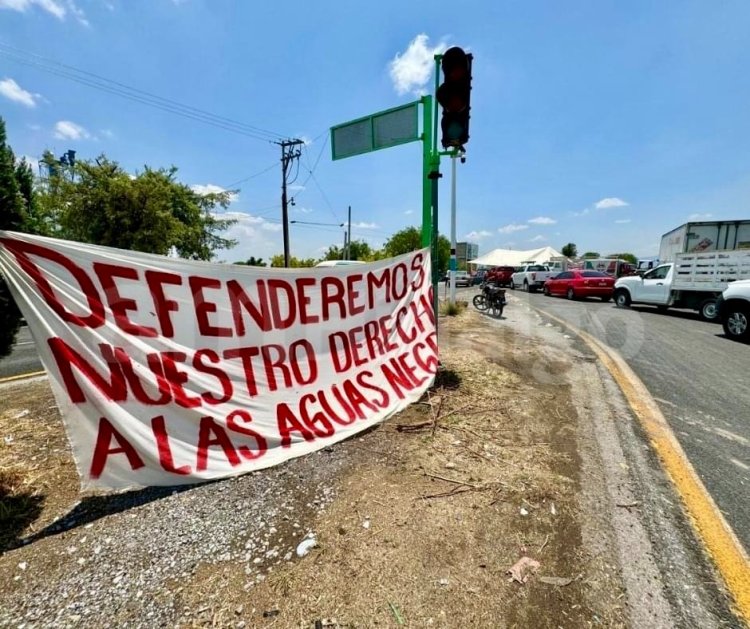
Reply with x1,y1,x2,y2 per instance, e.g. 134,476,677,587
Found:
484,266,516,287
543,270,615,301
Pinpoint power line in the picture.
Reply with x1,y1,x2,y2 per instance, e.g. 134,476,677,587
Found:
222,162,278,189
0,43,287,143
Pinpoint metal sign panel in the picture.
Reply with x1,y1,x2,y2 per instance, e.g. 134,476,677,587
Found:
331,101,419,161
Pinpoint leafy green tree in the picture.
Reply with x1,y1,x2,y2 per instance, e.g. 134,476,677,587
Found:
322,239,373,261
383,226,450,274
235,256,266,266
582,251,600,258
269,255,317,268
607,252,638,265
38,155,237,260
0,118,29,357
561,242,578,258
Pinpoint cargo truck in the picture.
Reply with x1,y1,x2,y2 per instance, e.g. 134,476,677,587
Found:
614,249,750,320
658,220,750,262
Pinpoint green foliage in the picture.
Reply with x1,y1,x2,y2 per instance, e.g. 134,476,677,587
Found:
269,254,317,268
607,252,638,264
582,251,600,258
383,226,450,274
561,242,578,258
323,239,373,261
234,256,266,266
0,118,28,357
37,155,237,260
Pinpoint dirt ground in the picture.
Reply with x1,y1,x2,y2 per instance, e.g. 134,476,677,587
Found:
0,308,629,628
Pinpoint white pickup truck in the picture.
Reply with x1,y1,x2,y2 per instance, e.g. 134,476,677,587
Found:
717,279,750,342
613,250,750,320
510,264,555,292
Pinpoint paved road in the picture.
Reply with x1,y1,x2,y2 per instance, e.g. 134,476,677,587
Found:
0,326,43,380
498,288,750,555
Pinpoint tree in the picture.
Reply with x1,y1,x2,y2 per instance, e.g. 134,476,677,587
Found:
322,239,373,261
607,252,638,265
582,251,600,258
383,226,450,275
37,155,237,260
269,255,317,268
234,256,266,266
561,242,578,258
0,117,30,357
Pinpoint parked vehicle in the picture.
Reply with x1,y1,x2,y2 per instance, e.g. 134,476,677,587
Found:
659,220,750,262
484,265,516,287
543,270,615,300
613,250,750,320
473,283,507,317
453,271,471,287
581,258,635,278
510,264,554,292
717,279,750,342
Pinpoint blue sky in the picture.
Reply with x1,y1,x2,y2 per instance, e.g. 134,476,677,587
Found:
2,0,750,262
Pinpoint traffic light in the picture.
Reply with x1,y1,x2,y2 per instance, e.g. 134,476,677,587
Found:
437,47,473,149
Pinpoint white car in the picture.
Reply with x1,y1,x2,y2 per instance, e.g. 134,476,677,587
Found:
718,279,750,342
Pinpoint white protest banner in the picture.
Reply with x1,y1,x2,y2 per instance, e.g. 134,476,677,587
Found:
0,232,437,490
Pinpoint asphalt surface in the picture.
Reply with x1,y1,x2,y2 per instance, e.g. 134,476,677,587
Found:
0,326,43,380
496,287,750,556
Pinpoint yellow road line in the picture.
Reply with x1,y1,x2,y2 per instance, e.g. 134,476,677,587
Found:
535,305,750,622
0,370,46,384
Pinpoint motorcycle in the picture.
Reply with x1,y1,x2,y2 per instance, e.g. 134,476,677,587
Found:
472,282,507,317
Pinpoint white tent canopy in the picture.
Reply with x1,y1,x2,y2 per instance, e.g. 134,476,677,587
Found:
469,246,563,267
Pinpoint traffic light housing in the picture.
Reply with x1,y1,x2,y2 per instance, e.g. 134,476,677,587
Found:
437,47,473,149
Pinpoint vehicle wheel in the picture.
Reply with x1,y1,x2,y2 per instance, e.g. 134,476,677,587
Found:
472,294,488,311
601,296,611,302
493,304,504,317
566,288,575,300
543,285,550,296
699,299,719,322
523,280,529,292
722,305,750,342
614,289,631,308
510,280,516,290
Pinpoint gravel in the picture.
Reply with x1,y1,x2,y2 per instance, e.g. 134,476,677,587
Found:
1,445,350,627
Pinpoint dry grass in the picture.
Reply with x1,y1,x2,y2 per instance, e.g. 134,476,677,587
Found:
175,310,626,628
0,381,78,551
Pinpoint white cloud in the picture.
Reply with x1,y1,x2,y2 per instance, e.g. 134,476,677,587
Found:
464,230,492,240
572,208,590,217
688,212,713,220
261,222,282,232
404,209,414,215
498,223,529,234
292,206,313,214
389,34,447,96
191,183,239,203
288,184,306,192
0,0,87,22
595,197,629,210
528,216,556,225
54,120,91,140
352,221,379,229
0,78,41,108
100,128,115,139
615,219,632,224
528,235,546,242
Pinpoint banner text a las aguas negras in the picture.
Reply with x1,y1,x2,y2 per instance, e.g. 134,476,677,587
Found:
0,232,437,489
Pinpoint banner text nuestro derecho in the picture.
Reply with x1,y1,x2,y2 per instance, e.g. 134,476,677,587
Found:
0,232,437,489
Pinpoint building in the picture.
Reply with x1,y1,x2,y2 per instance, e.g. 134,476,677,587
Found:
456,242,479,270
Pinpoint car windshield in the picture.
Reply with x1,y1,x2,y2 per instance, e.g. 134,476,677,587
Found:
582,271,609,278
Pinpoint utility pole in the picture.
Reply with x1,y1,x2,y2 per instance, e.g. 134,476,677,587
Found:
346,205,352,260
277,139,304,268
449,153,458,305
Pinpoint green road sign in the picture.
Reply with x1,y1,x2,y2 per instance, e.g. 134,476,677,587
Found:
331,101,419,161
